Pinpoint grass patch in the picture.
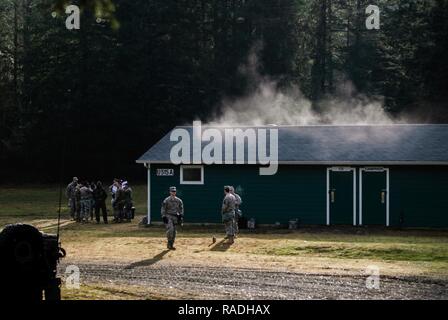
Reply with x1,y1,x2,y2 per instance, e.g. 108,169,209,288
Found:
61,284,155,300
259,243,448,262
61,283,193,300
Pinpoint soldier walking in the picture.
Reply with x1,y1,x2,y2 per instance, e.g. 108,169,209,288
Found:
93,181,108,224
161,186,184,250
65,177,78,220
229,186,242,237
222,186,236,244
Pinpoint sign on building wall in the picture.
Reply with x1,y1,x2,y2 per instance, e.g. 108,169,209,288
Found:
156,169,174,176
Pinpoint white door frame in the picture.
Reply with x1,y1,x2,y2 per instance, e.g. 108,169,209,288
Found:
359,167,390,226
326,167,357,226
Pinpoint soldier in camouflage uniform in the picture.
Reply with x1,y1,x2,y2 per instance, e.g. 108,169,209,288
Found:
65,177,78,220
75,183,82,222
229,186,242,237
109,179,120,221
115,184,126,223
222,186,236,244
79,182,93,223
122,181,133,222
87,182,95,221
93,181,108,224
161,186,184,250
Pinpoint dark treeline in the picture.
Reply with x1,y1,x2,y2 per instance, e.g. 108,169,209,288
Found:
0,0,447,182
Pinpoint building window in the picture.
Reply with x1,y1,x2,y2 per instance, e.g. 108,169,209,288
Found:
180,165,204,185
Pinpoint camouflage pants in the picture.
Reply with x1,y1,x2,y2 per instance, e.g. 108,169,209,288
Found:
123,201,133,220
222,212,235,237
90,199,95,220
75,200,81,220
233,212,239,235
165,216,177,244
113,201,124,221
80,199,91,221
69,198,77,218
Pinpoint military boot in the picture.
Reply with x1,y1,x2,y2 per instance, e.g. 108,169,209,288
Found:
167,241,176,250
228,235,234,244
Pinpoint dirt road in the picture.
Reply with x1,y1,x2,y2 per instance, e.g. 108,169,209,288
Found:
59,261,448,300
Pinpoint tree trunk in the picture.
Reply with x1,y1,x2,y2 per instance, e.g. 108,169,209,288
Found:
327,0,333,92
320,0,327,94
13,0,19,113
22,0,31,115
312,0,328,100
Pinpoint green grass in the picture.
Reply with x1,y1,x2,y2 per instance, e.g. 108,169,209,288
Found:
258,242,448,262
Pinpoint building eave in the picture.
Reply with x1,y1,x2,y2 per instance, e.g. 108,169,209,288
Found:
137,160,448,166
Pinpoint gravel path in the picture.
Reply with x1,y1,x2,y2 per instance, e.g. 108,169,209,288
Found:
59,261,448,300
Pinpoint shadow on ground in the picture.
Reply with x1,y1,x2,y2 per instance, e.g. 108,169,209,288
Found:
125,250,170,269
209,238,233,251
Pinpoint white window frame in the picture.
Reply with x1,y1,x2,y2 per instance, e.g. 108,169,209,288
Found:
180,165,204,185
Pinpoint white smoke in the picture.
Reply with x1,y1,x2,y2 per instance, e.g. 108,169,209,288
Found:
208,49,401,126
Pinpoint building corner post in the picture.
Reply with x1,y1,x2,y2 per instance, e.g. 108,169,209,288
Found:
146,163,151,225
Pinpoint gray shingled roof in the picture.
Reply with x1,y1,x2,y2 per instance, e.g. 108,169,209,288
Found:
136,124,448,164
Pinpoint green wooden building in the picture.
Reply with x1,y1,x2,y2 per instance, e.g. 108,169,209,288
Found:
137,125,448,228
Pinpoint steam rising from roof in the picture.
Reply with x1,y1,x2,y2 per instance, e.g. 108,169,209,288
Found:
207,48,402,126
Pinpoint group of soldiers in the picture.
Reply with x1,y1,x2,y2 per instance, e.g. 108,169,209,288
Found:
65,177,134,224
161,185,242,250
67,176,242,248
